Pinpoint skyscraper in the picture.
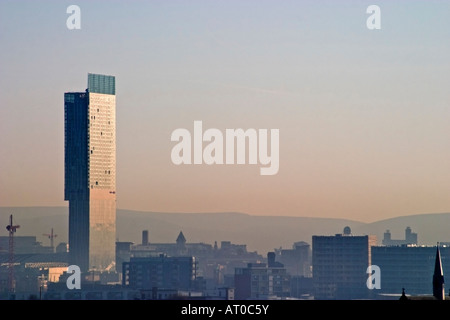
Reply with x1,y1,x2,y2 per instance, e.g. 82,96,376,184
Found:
64,73,116,273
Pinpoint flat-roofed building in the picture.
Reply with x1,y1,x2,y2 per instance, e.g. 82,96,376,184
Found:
372,244,450,296
312,226,377,300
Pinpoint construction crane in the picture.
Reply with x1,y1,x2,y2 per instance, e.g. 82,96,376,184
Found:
43,228,57,252
6,214,20,293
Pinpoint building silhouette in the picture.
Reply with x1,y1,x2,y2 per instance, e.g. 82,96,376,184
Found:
120,230,263,288
312,226,377,300
234,253,291,300
122,254,197,291
396,244,447,301
433,244,445,300
274,241,311,277
382,227,417,246
372,244,450,296
0,236,53,254
64,73,117,273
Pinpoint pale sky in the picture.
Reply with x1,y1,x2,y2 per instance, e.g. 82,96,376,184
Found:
0,0,449,223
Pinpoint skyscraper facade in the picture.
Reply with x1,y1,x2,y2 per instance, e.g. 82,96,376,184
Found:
64,73,116,273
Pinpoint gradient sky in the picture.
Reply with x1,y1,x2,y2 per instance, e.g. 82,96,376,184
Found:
0,0,449,223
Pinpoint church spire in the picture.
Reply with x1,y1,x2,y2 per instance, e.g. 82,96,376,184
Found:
176,231,186,244
433,243,445,300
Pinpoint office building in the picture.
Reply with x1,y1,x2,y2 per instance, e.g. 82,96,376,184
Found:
372,244,450,296
122,255,197,291
312,226,377,300
64,73,116,272
234,253,291,299
274,241,311,277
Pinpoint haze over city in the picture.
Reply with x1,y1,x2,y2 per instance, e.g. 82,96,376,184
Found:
1,0,450,224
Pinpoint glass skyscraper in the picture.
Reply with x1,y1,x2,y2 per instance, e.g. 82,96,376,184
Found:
64,73,116,273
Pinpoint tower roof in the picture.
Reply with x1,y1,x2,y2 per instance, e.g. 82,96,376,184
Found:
87,73,115,95
433,244,445,300
176,231,186,244
434,245,444,277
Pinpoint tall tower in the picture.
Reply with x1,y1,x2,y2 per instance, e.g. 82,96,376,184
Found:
64,73,116,273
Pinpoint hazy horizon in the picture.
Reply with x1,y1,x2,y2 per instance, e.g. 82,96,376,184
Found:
3,205,450,256
1,1,450,224
2,203,450,226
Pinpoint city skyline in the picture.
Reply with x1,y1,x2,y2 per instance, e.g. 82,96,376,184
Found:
1,1,450,223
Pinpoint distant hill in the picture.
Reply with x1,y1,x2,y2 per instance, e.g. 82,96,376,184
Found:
1,206,449,255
